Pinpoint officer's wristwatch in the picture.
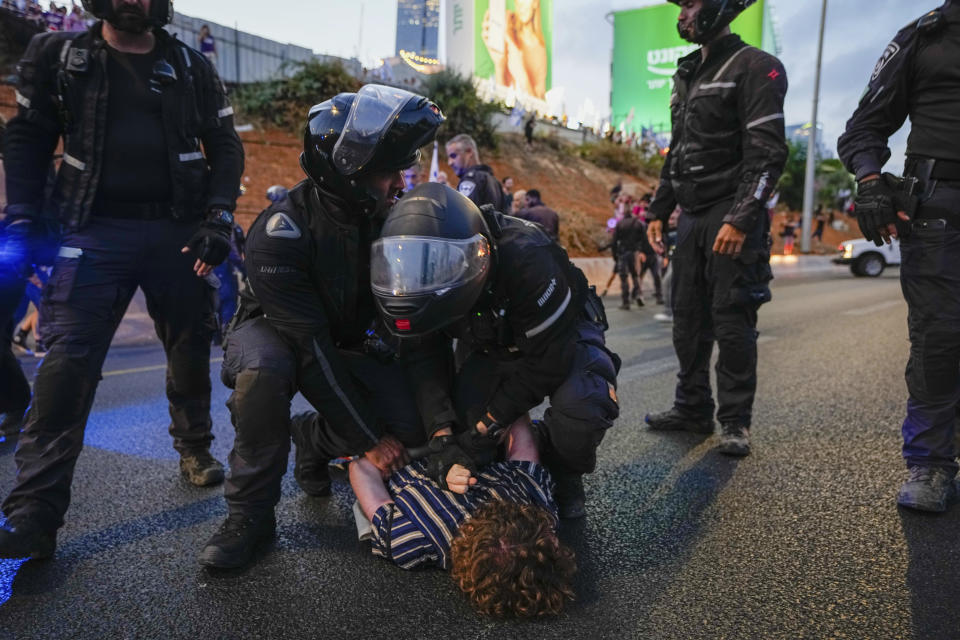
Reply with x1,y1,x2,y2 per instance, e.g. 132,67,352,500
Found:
209,208,234,226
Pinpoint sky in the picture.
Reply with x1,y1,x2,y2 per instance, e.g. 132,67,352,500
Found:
164,0,921,167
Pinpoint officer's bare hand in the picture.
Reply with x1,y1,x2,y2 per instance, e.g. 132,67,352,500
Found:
647,220,665,255
364,435,409,478
445,464,477,495
713,224,746,257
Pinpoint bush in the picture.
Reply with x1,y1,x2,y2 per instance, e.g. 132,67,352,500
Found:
420,70,500,150
577,141,663,177
231,60,361,130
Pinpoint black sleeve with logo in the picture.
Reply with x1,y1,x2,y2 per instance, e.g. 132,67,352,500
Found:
838,24,915,180
484,245,579,425
245,206,381,452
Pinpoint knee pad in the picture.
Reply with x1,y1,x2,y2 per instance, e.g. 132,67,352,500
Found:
227,368,295,448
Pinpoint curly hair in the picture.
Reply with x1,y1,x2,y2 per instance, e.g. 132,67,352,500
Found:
449,501,576,618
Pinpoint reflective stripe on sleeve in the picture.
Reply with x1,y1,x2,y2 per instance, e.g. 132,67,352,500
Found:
15,91,30,108
746,113,784,129
524,288,572,339
698,82,736,90
63,153,86,170
217,106,234,118
179,152,204,162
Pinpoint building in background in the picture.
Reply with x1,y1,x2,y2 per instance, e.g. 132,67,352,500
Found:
786,123,833,159
610,1,780,138
397,0,440,59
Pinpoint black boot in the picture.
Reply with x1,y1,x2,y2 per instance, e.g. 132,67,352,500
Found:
290,412,331,497
179,450,225,486
645,408,714,434
718,423,751,456
0,517,56,560
554,473,586,519
198,512,276,569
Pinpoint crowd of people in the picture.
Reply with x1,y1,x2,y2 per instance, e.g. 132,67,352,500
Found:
1,0,92,32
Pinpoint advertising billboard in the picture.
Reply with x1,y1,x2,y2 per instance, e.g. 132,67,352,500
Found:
444,0,553,103
473,0,553,100
611,1,768,135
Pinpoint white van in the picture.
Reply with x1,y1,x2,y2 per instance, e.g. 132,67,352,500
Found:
833,238,901,277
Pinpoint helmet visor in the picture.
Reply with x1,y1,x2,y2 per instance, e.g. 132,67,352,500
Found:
333,84,419,176
371,234,491,296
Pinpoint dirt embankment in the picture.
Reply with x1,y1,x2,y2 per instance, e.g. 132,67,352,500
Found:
3,83,857,256
1,82,655,253
236,128,656,256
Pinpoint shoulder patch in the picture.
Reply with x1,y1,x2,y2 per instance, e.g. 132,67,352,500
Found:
458,180,477,197
265,212,301,239
871,42,901,81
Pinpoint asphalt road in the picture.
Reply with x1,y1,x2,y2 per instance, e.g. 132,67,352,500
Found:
1,265,957,640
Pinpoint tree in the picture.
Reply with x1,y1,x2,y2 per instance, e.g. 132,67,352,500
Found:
420,70,500,150
776,141,854,211
232,60,361,130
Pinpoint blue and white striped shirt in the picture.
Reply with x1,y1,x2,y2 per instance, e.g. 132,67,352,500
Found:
369,460,556,570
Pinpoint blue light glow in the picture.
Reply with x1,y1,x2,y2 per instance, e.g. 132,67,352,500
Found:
0,516,27,608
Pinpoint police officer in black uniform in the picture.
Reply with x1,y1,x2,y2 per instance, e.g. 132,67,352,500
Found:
607,208,646,310
197,85,444,569
644,0,788,457
445,133,505,210
838,0,960,512
372,183,621,519
0,0,244,560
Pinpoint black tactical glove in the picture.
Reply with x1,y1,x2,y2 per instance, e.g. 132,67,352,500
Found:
854,175,900,247
184,210,233,267
423,435,477,491
0,215,59,273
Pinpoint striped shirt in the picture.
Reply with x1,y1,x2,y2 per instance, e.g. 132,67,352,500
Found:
370,460,556,570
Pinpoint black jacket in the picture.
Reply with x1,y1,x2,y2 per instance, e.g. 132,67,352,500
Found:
457,164,505,211
609,215,649,256
649,34,788,233
838,5,960,180
516,202,560,240
241,180,385,452
3,24,243,228
405,213,589,434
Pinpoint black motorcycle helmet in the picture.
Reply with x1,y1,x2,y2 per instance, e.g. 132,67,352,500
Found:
81,0,174,27
372,183,494,337
669,0,755,44
301,84,444,216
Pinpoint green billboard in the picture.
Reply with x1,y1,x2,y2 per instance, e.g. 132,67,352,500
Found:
473,0,553,100
611,1,768,135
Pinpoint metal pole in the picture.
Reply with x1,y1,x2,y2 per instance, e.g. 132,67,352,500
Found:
234,22,241,85
801,0,828,253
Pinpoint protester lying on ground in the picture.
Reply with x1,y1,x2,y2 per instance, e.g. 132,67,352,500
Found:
350,416,576,618
372,183,620,520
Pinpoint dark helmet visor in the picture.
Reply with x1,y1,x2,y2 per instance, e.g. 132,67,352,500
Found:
371,234,491,296
332,84,422,176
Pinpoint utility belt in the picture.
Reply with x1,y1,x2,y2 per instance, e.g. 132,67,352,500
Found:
904,157,960,227
92,200,175,220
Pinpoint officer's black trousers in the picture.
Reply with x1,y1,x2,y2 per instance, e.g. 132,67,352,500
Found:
899,183,960,473
617,250,640,305
220,316,424,516
456,317,620,476
2,218,217,532
0,269,30,419
670,200,772,427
